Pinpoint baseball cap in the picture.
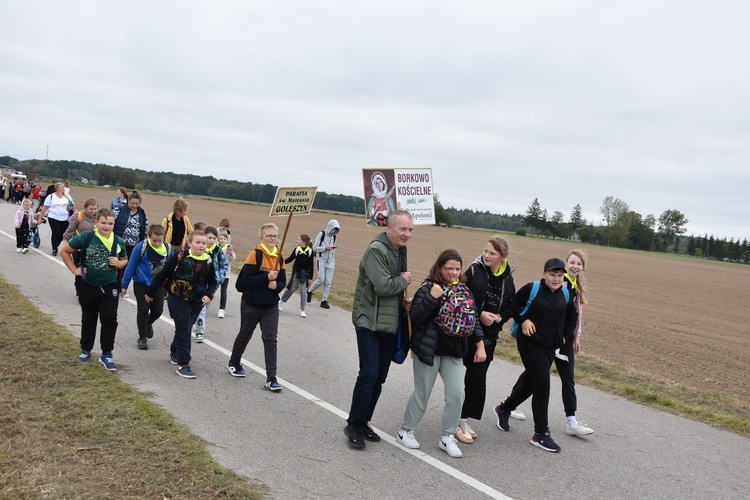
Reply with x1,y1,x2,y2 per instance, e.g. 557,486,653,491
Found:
543,258,566,272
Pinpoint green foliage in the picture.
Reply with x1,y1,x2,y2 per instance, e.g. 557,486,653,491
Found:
659,209,689,253
515,226,527,236
433,193,453,227
445,207,523,232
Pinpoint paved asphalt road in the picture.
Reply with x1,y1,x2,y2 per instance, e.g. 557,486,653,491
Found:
2,200,749,499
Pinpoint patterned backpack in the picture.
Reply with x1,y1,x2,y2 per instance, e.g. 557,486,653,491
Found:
431,281,477,337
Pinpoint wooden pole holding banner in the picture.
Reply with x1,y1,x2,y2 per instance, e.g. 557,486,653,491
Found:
271,212,294,271
277,213,293,266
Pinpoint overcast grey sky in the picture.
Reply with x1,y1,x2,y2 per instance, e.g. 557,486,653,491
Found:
1,1,748,239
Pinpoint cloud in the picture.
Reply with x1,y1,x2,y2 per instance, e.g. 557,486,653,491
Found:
1,0,748,239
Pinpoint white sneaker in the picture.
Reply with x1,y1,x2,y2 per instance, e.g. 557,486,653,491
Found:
396,428,420,449
195,333,204,343
300,310,307,318
510,409,526,421
193,319,204,335
464,419,477,439
455,419,474,444
439,434,463,458
217,309,225,318
22,247,28,254
278,302,283,311
566,421,594,436
16,248,22,253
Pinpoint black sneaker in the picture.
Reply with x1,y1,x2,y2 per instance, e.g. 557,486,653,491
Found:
146,324,154,339
494,403,510,431
170,352,179,365
306,291,312,303
358,423,381,442
530,432,561,452
320,300,330,309
176,365,197,379
137,336,148,350
344,424,365,449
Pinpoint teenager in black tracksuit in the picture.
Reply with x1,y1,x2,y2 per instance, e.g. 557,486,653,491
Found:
493,258,578,453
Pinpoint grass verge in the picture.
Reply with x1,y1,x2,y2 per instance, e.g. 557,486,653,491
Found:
0,279,267,499
494,335,750,437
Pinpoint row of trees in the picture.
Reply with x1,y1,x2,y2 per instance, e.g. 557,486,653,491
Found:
523,196,691,252
2,157,365,215
3,155,746,264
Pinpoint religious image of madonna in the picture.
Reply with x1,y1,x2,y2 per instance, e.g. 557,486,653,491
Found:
363,169,397,226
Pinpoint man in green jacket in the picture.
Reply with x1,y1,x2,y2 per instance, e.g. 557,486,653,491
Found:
344,210,414,449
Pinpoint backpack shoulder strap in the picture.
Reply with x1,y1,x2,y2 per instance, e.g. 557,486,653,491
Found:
79,231,96,270
520,281,541,316
255,248,265,269
78,211,83,223
561,285,570,303
111,236,122,258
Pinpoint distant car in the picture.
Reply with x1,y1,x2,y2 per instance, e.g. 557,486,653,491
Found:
103,184,111,188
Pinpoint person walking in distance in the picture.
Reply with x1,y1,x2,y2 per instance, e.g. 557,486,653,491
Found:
279,233,314,317
161,197,193,249
344,210,414,449
307,219,339,309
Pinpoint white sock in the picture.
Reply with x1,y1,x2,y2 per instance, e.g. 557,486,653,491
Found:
567,416,577,426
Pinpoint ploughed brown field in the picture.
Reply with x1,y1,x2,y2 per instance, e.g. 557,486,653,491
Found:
73,185,750,405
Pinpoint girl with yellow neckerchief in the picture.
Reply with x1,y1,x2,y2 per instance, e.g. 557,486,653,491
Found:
557,249,595,437
120,224,175,351
456,236,518,445
279,233,315,317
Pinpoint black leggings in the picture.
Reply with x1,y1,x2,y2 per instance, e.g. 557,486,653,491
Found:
48,218,69,252
555,339,577,416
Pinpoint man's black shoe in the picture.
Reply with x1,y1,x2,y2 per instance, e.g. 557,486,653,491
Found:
320,300,330,309
306,291,312,303
344,424,365,449
359,423,381,442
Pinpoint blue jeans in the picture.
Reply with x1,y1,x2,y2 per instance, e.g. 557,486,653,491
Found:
347,328,396,425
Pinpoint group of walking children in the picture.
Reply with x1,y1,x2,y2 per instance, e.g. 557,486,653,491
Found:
394,238,593,458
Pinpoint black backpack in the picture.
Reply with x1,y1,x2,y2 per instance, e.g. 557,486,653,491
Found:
235,249,263,293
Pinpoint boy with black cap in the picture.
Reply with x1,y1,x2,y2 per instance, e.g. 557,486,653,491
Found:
492,257,578,452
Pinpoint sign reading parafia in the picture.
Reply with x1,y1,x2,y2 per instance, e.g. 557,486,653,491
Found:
269,186,318,216
362,168,435,226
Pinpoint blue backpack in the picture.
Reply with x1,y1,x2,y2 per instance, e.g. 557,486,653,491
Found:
510,281,569,338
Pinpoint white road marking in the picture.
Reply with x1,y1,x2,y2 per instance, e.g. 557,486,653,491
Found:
0,228,511,499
